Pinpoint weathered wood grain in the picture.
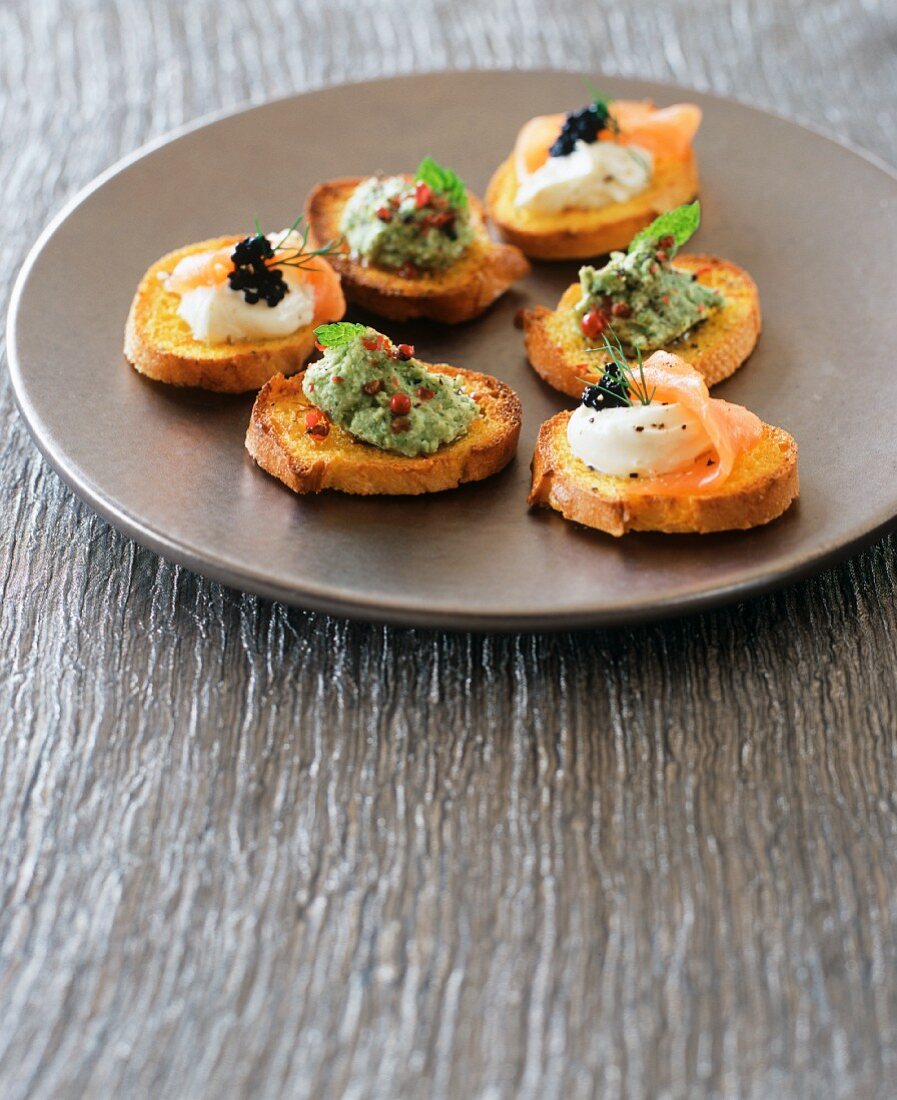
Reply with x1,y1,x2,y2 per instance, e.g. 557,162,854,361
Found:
2,1,897,1096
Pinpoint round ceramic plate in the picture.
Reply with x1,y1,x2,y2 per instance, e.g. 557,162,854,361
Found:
8,71,897,630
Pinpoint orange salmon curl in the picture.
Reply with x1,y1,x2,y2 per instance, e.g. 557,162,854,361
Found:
625,351,762,495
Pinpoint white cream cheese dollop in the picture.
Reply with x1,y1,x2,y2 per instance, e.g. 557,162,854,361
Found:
566,400,712,478
515,141,653,214
174,278,313,343
166,230,315,344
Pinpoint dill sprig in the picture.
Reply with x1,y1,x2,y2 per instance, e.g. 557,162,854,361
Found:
582,326,656,407
260,215,346,271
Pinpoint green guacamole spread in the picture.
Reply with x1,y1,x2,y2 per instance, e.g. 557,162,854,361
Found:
575,234,723,352
303,327,478,457
340,175,474,273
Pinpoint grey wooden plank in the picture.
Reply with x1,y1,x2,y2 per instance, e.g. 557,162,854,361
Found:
1,0,897,1096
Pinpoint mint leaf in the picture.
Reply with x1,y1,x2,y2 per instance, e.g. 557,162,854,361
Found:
628,201,701,255
415,156,468,211
314,322,367,347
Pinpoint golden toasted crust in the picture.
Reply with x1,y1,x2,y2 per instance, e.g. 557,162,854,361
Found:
124,237,329,393
246,365,522,495
485,151,700,260
305,179,530,324
521,255,761,397
529,413,798,535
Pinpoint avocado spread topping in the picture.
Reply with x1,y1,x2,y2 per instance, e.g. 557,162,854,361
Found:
305,323,478,457
574,201,723,352
340,157,474,275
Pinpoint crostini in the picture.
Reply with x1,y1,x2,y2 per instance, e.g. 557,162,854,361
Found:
246,322,522,495
305,157,530,324
520,202,760,397
529,337,797,536
125,220,346,393
486,91,701,260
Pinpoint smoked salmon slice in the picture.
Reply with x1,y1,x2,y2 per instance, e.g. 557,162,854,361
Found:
625,351,762,494
615,103,702,161
514,113,567,179
302,257,346,325
513,101,701,179
165,247,233,292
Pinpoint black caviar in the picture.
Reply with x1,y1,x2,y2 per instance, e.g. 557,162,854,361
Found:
550,101,612,158
228,234,289,307
581,362,629,410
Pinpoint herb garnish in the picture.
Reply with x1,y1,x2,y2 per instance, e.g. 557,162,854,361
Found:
314,322,368,347
628,201,701,256
581,326,656,409
267,215,345,272
415,156,468,211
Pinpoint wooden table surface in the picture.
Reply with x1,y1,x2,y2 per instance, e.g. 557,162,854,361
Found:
3,1,897,1096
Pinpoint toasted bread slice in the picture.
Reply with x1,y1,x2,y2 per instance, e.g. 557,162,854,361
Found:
305,180,530,324
125,237,339,393
246,365,522,495
529,413,798,535
521,255,761,397
485,151,699,260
